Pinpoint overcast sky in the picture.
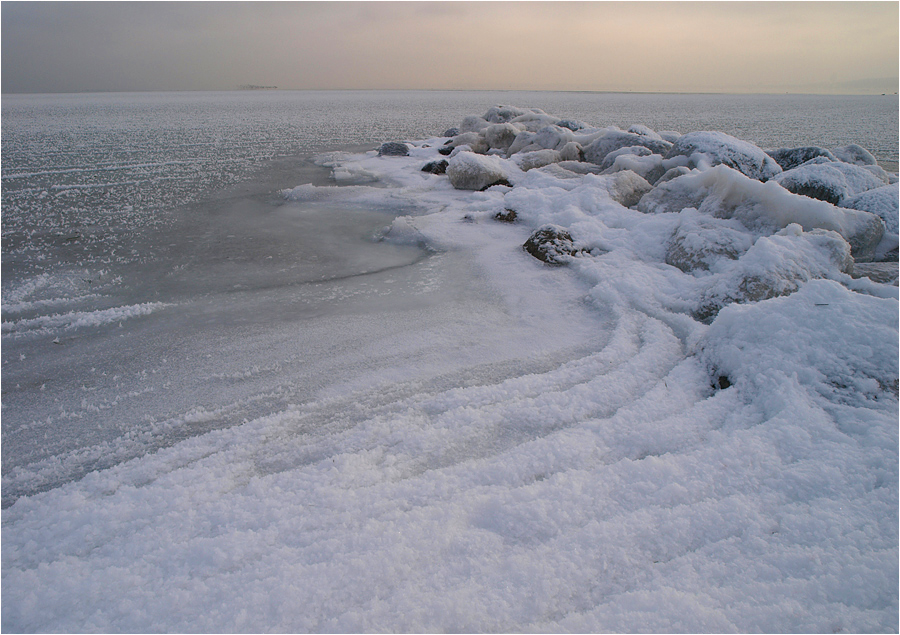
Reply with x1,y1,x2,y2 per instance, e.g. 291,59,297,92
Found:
2,1,897,94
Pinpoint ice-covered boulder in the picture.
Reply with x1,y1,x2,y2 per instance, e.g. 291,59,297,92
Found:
773,161,887,206
656,165,693,184
460,115,490,133
694,225,853,321
766,146,837,171
849,262,899,284
558,142,584,162
557,161,604,176
523,225,585,265
583,131,673,166
602,152,666,185
513,149,562,171
446,152,513,191
556,119,586,131
841,184,899,234
483,105,530,124
599,146,652,171
627,124,665,141
833,144,877,166
665,131,782,181
637,165,884,260
665,210,754,273
509,110,561,133
447,132,488,154
484,123,521,153
378,142,409,157
533,125,574,151
658,131,682,143
598,170,653,208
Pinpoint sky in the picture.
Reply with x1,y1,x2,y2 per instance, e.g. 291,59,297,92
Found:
2,1,897,95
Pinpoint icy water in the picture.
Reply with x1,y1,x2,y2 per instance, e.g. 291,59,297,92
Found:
2,89,898,507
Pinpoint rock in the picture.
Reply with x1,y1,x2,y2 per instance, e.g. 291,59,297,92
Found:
665,131,782,181
636,164,884,261
513,149,562,171
438,146,453,156
446,152,512,191
556,119,586,131
442,127,460,137
421,160,449,175
557,161,604,176
558,142,584,162
448,132,489,154
665,212,753,273
603,170,654,208
484,123,520,153
655,165,692,184
766,146,837,171
483,105,529,124
627,124,664,140
841,184,899,234
523,225,584,265
584,131,673,166
507,131,536,155
849,262,899,284
694,225,854,322
533,125,574,151
773,161,886,206
378,142,409,157
833,144,877,166
494,209,518,223
460,115,490,133
599,146,652,171
658,131,682,143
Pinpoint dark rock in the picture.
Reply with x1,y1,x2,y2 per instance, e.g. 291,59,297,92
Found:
378,142,409,157
442,127,460,137
716,376,732,390
556,119,586,131
421,160,449,175
523,225,584,265
479,178,512,191
438,146,453,156
494,209,518,223
767,146,837,171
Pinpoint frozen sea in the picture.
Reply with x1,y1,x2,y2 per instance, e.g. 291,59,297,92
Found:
2,90,898,632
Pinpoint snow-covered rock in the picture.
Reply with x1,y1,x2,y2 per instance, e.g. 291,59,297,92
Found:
533,125,574,151
767,146,837,171
523,224,585,264
583,131,673,166
446,151,514,191
483,105,530,124
638,165,884,260
665,210,754,273
666,131,783,181
460,115,490,133
833,143,878,166
484,123,521,153
599,170,653,208
513,149,562,172
558,142,584,162
447,131,488,154
773,160,887,205
841,184,899,234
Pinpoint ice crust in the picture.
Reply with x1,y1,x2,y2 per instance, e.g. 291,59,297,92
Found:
3,105,897,633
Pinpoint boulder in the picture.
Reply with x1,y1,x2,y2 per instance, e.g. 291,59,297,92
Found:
841,184,899,234
378,142,409,157
557,161,604,176
446,152,512,191
523,225,585,265
665,131,782,181
558,142,584,162
665,212,754,273
637,165,884,261
513,149,562,171
533,125,574,151
484,105,530,124
556,119,586,131
599,145,652,171
421,160,449,175
507,131,536,155
656,165,692,184
849,262,899,284
766,146,837,171
603,170,653,208
448,132,489,154
773,161,886,206
484,123,521,153
833,144,877,166
627,124,664,140
584,131,673,166
442,127,460,137
460,115,490,133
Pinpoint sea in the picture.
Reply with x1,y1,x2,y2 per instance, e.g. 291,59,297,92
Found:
2,89,897,506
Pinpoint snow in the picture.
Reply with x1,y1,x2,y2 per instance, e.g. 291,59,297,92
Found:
3,105,897,633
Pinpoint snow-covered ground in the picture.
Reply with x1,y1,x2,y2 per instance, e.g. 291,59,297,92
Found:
3,104,898,632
